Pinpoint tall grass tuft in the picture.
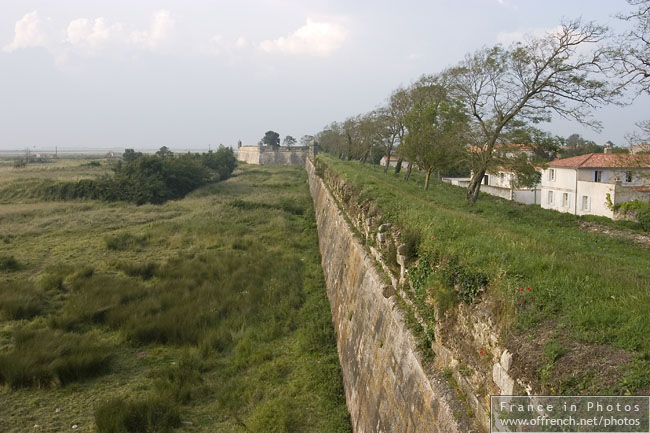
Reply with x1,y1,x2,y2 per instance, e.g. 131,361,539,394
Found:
0,328,112,388
104,232,148,251
94,396,180,433
0,281,47,320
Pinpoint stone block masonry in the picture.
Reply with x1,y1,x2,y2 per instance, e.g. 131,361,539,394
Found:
306,158,475,433
236,145,309,165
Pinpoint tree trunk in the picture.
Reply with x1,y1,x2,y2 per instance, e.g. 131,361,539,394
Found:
466,168,487,203
424,169,432,190
404,162,413,181
394,157,403,176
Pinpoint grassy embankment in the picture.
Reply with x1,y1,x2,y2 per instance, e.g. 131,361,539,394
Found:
0,159,350,433
317,154,650,395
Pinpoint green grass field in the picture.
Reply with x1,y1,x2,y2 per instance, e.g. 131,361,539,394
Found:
0,160,350,433
317,154,650,395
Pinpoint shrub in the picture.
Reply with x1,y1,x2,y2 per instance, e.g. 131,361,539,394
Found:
0,255,20,272
0,329,112,388
94,396,180,433
402,229,422,258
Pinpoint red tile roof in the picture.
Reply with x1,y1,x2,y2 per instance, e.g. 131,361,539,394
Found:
548,153,650,168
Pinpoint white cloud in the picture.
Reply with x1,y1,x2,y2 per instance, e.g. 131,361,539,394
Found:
130,10,175,50
66,18,123,47
259,18,346,56
206,35,249,56
3,11,48,52
235,36,247,49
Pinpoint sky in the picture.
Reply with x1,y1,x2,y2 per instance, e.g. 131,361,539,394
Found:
1,0,648,152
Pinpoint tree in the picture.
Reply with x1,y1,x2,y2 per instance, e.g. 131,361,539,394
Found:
283,135,297,147
400,86,468,190
300,135,314,147
608,0,650,93
317,123,345,157
610,1,650,152
627,120,650,152
262,131,281,149
156,146,173,159
123,149,143,162
381,87,411,173
561,133,603,157
442,21,618,202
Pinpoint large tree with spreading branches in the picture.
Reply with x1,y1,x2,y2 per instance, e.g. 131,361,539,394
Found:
443,20,619,202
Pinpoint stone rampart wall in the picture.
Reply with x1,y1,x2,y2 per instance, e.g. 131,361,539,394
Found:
306,158,476,433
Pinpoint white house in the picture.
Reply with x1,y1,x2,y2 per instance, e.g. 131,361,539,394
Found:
480,168,542,205
380,155,400,167
447,143,543,205
540,153,650,218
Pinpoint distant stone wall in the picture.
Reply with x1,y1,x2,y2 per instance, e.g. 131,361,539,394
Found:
237,145,308,165
236,146,262,165
306,158,474,433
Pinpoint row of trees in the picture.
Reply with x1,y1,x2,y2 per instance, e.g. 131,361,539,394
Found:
260,131,314,149
316,1,650,202
42,146,236,205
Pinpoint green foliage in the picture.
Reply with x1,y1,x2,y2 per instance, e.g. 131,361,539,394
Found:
402,229,421,259
283,135,297,146
539,339,566,383
0,328,112,388
94,396,180,433
262,130,281,149
614,200,650,232
401,91,468,189
0,255,20,272
35,146,237,205
560,133,603,157
122,148,143,162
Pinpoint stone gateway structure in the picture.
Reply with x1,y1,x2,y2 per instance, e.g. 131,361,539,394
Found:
236,140,318,165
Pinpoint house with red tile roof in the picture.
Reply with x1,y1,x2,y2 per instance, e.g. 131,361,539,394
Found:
540,152,650,218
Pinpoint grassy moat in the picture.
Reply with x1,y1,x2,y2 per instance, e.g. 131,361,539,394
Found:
0,159,351,433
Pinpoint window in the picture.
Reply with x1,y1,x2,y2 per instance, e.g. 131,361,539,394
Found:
483,175,489,185
562,193,569,208
594,170,602,182
626,171,633,183
548,169,556,181
581,195,591,211
547,190,554,205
